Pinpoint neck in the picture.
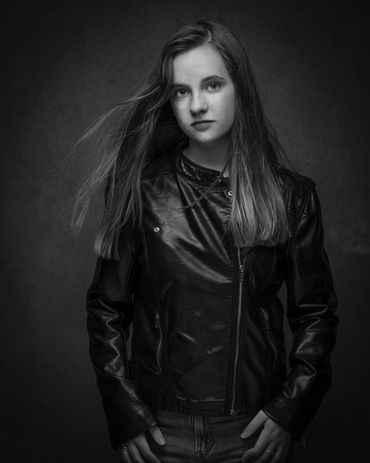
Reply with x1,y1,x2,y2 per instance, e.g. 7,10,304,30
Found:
184,137,230,176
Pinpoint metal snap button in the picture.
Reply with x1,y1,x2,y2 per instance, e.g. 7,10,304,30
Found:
227,190,232,197
153,226,160,232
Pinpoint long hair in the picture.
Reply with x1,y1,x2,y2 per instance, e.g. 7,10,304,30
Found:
71,19,292,259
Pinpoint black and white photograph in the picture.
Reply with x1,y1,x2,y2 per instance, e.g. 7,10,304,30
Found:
1,1,369,462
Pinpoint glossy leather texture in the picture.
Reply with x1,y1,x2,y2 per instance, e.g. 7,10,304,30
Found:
86,146,339,448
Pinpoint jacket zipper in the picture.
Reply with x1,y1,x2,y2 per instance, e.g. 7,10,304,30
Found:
142,227,165,375
260,307,278,369
154,310,163,374
230,247,247,415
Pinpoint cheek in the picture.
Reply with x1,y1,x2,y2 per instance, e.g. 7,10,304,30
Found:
221,96,235,126
171,102,186,122
226,93,236,124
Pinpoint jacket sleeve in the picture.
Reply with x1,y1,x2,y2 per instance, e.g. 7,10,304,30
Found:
262,185,339,441
86,227,157,449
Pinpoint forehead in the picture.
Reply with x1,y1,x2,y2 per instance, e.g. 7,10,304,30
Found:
171,44,229,84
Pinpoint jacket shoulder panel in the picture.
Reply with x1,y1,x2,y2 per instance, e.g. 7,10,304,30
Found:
275,164,316,196
275,164,317,233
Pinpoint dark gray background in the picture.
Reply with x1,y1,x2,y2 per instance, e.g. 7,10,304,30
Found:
1,1,369,461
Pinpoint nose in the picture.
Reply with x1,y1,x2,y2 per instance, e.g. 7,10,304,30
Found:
189,92,208,116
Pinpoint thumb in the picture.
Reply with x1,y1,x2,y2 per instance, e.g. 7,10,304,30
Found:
240,410,268,439
149,425,166,445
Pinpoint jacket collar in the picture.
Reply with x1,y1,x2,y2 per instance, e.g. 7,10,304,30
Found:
173,146,230,188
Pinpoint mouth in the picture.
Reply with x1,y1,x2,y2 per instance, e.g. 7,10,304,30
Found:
191,120,215,126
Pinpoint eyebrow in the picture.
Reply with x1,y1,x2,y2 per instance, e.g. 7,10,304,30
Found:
170,75,226,89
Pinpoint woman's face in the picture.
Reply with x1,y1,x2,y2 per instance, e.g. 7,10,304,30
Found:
169,44,236,148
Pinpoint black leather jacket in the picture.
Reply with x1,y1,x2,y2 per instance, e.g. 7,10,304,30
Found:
86,146,339,449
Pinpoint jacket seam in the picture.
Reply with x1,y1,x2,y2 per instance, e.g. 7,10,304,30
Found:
291,186,314,239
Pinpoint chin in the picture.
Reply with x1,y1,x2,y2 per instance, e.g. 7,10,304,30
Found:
194,133,228,144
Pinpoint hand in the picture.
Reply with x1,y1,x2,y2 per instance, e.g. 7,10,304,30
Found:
240,410,291,462
118,425,166,463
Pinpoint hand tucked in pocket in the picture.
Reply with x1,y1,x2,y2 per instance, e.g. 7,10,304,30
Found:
240,410,291,463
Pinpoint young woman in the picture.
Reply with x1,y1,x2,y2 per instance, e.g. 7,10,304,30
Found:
73,20,339,463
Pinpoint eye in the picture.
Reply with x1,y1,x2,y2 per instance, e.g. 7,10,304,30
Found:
207,81,221,91
174,88,189,98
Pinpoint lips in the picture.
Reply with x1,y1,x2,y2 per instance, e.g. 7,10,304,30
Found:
191,120,215,126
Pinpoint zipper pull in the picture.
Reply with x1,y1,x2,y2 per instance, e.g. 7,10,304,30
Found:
155,311,159,328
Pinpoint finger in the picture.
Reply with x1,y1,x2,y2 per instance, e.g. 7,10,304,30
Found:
253,447,278,463
149,425,166,445
270,446,284,463
118,447,133,463
259,410,269,420
241,410,268,439
256,438,291,463
271,444,290,463
242,445,274,462
127,442,145,463
135,434,162,463
241,426,270,462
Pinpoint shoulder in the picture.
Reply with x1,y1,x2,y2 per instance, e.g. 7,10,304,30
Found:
274,163,316,197
274,164,319,229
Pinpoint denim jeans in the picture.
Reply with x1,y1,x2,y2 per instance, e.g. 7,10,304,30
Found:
147,409,295,463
